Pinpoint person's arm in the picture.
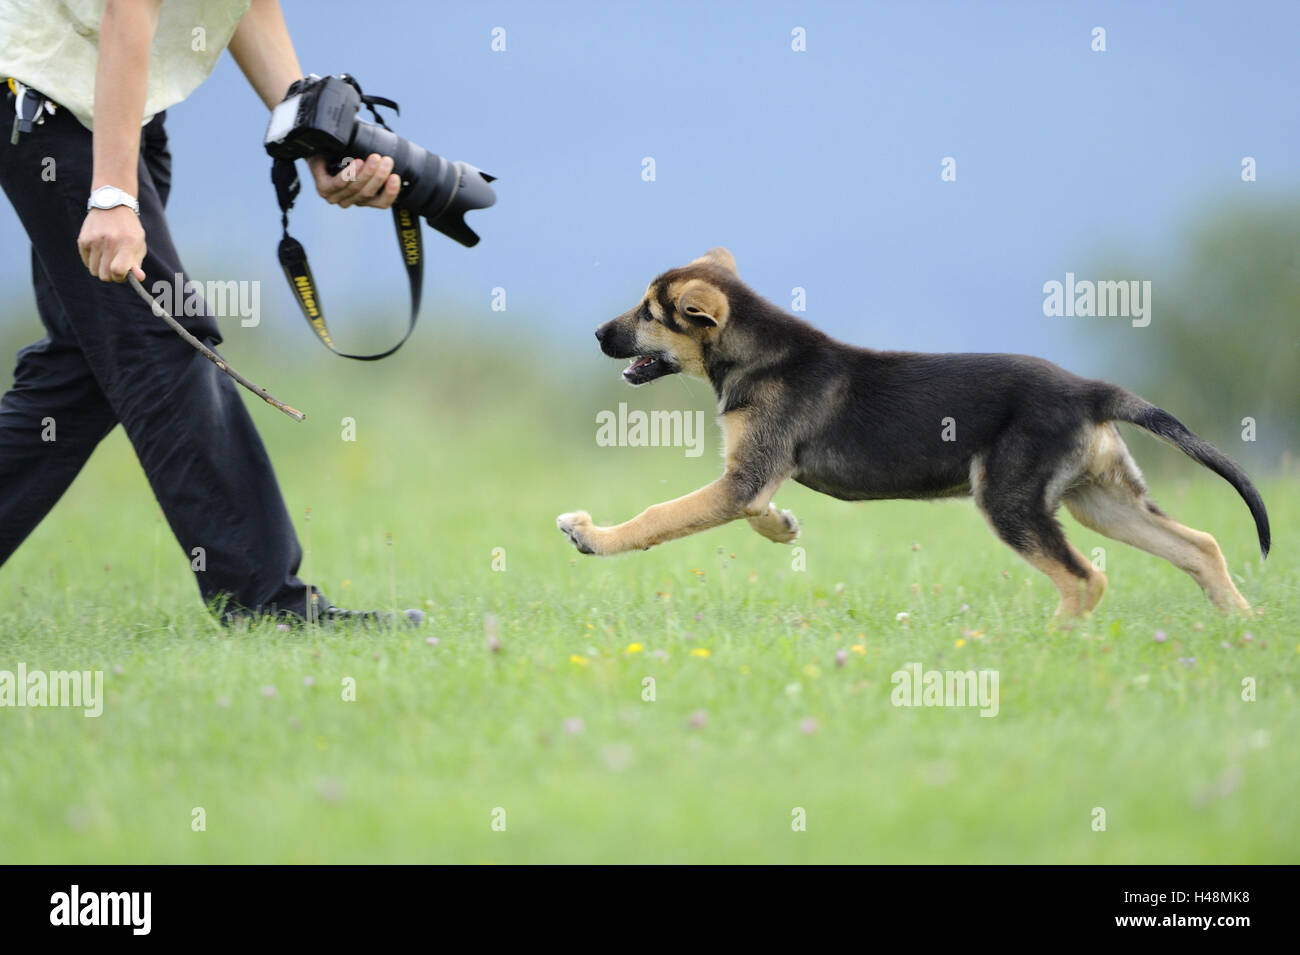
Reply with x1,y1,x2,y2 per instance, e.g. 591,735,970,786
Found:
228,0,399,209
77,0,160,283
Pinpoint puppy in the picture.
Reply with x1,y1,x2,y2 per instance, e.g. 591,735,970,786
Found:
557,248,1269,616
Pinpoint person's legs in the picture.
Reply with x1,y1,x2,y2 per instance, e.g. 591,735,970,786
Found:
0,105,318,618
0,250,118,563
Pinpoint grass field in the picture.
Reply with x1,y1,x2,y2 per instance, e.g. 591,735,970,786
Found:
1,337,1296,863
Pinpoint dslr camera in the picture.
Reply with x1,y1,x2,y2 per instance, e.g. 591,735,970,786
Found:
264,73,496,246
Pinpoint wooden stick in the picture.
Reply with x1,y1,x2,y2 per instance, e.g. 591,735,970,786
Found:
128,273,306,422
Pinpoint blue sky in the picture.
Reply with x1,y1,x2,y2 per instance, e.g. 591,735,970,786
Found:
2,0,1297,367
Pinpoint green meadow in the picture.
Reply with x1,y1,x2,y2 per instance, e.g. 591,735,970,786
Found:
1,334,1295,863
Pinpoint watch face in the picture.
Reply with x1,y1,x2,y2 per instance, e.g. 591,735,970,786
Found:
89,187,134,211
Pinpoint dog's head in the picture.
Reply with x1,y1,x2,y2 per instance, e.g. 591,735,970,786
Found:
595,247,738,385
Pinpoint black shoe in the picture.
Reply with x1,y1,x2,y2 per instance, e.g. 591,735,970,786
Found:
219,596,426,630
316,604,426,630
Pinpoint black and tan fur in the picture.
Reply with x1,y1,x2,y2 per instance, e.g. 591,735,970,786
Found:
557,248,1270,616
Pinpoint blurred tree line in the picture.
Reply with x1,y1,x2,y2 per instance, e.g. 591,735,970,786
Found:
1077,198,1299,472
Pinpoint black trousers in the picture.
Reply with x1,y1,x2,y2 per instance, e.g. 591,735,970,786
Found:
0,102,317,618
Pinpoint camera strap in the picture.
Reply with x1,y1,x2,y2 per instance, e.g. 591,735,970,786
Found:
271,157,424,361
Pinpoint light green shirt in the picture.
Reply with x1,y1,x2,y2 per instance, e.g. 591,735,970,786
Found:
0,0,251,129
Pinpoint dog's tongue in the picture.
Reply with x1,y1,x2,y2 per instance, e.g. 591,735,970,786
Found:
628,356,654,371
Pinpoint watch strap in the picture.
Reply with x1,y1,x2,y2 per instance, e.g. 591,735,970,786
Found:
87,186,139,214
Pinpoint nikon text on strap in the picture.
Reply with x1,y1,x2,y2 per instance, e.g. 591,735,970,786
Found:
271,89,423,361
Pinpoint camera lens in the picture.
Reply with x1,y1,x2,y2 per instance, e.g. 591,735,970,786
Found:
348,120,496,247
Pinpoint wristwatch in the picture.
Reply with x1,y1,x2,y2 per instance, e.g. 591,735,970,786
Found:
87,185,139,214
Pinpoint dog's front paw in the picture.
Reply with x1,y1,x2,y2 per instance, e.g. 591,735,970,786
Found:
556,511,600,555
768,507,800,543
750,504,800,543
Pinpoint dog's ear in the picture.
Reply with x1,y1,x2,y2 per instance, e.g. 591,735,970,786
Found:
675,278,730,328
690,247,737,276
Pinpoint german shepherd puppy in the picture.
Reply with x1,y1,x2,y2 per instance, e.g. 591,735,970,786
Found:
556,248,1270,616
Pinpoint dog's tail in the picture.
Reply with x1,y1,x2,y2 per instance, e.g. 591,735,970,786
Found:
1100,387,1270,558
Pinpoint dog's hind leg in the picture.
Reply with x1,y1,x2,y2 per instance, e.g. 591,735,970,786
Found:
973,450,1107,618
1060,424,1249,612
1064,483,1249,612
983,504,1106,617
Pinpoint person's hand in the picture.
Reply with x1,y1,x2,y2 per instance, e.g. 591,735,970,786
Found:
78,206,146,283
308,153,401,209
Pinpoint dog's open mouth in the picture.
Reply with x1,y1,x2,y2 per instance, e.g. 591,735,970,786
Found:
622,355,674,385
